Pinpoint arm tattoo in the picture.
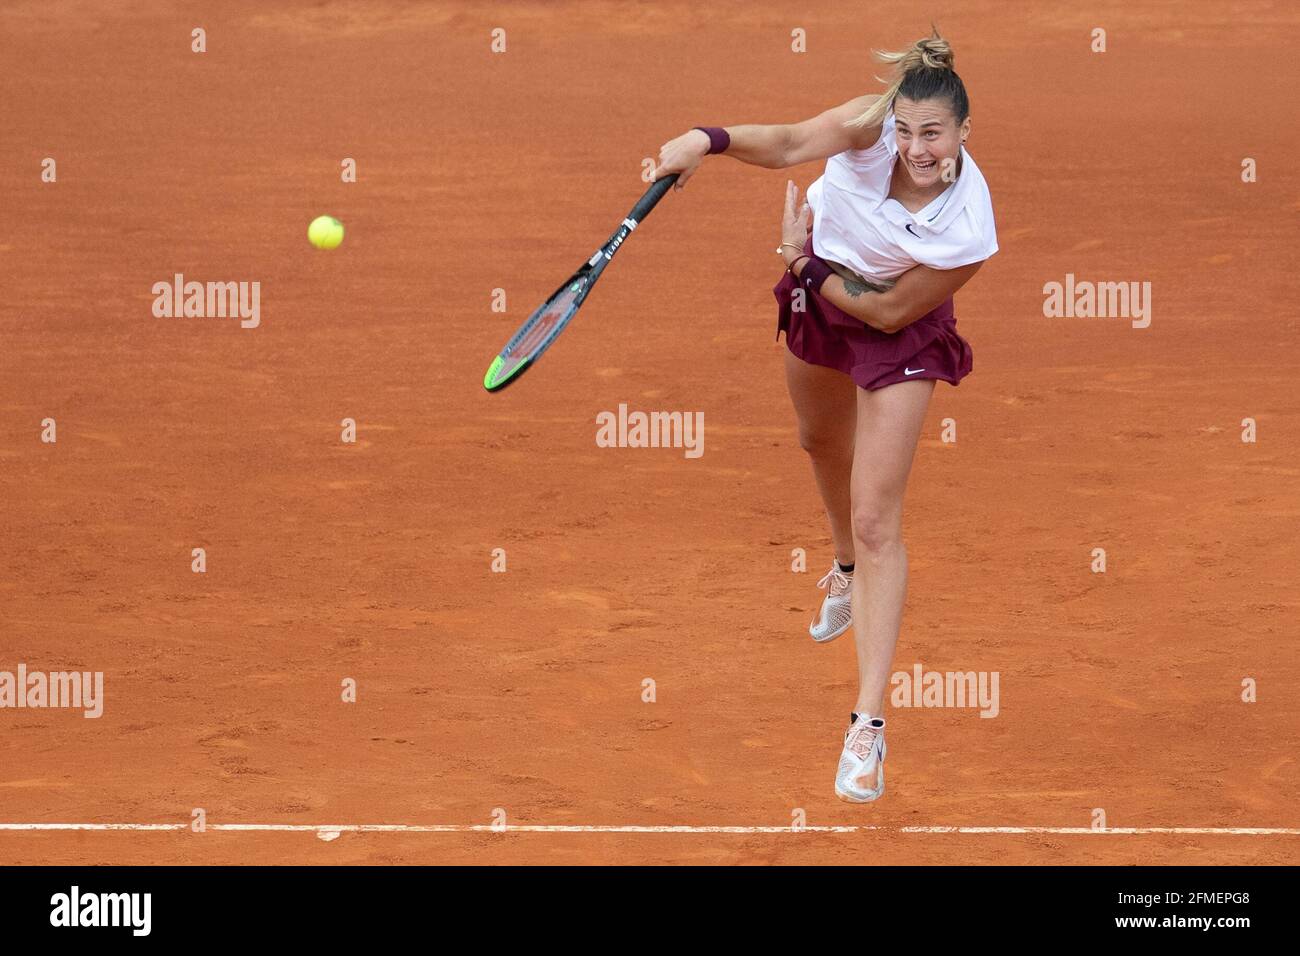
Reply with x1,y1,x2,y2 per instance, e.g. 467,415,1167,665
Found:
842,278,873,299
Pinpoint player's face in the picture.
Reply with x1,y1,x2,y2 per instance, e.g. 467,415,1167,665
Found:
892,96,970,190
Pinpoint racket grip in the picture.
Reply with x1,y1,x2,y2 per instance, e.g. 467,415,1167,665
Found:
627,174,679,225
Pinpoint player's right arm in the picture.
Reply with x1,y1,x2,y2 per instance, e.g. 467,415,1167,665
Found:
652,94,883,188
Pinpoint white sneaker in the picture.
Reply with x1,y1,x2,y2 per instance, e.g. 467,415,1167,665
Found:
834,714,887,803
809,562,853,643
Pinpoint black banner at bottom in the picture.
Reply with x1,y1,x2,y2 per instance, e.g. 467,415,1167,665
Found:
0,865,1283,942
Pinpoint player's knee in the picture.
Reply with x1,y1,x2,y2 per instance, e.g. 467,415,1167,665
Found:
851,499,901,556
796,425,848,462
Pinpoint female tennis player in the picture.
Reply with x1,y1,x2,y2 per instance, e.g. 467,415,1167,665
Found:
653,30,997,802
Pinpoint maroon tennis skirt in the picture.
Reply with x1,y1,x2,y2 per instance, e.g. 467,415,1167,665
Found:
773,236,973,391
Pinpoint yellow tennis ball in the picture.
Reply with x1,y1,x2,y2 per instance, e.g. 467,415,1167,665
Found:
308,215,344,250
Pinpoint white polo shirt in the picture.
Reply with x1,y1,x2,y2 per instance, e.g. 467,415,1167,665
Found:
805,110,998,286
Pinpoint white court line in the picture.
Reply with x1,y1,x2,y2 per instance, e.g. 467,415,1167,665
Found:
0,823,1298,835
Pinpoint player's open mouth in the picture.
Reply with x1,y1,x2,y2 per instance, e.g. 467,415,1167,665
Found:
909,159,937,172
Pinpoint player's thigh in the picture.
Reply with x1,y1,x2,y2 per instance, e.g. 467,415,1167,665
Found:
850,378,935,506
782,349,857,455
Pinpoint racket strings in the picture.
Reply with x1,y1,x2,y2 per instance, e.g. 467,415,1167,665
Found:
510,288,580,359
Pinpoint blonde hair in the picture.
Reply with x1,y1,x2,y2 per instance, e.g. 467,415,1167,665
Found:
846,28,964,130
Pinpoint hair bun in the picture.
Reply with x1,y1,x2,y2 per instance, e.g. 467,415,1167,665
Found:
915,35,954,70
849,29,968,131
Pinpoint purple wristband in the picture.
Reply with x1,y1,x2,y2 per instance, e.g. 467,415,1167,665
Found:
693,126,731,155
799,256,834,295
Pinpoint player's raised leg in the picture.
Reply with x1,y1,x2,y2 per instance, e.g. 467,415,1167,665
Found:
782,349,858,641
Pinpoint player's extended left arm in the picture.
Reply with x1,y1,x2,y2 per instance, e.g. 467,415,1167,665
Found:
793,259,984,334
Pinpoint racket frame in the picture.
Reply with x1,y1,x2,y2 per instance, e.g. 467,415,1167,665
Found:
483,174,678,392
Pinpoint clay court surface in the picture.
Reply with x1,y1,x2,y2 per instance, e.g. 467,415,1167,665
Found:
1,1,1297,865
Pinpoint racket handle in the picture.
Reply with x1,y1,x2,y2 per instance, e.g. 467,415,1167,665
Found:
627,174,679,225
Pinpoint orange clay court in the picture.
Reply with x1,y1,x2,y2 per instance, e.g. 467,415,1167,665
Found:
1,0,1297,865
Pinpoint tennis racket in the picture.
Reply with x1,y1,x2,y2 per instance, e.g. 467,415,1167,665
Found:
482,173,678,392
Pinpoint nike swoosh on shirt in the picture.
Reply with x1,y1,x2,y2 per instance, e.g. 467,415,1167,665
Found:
904,367,926,375
905,223,921,238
